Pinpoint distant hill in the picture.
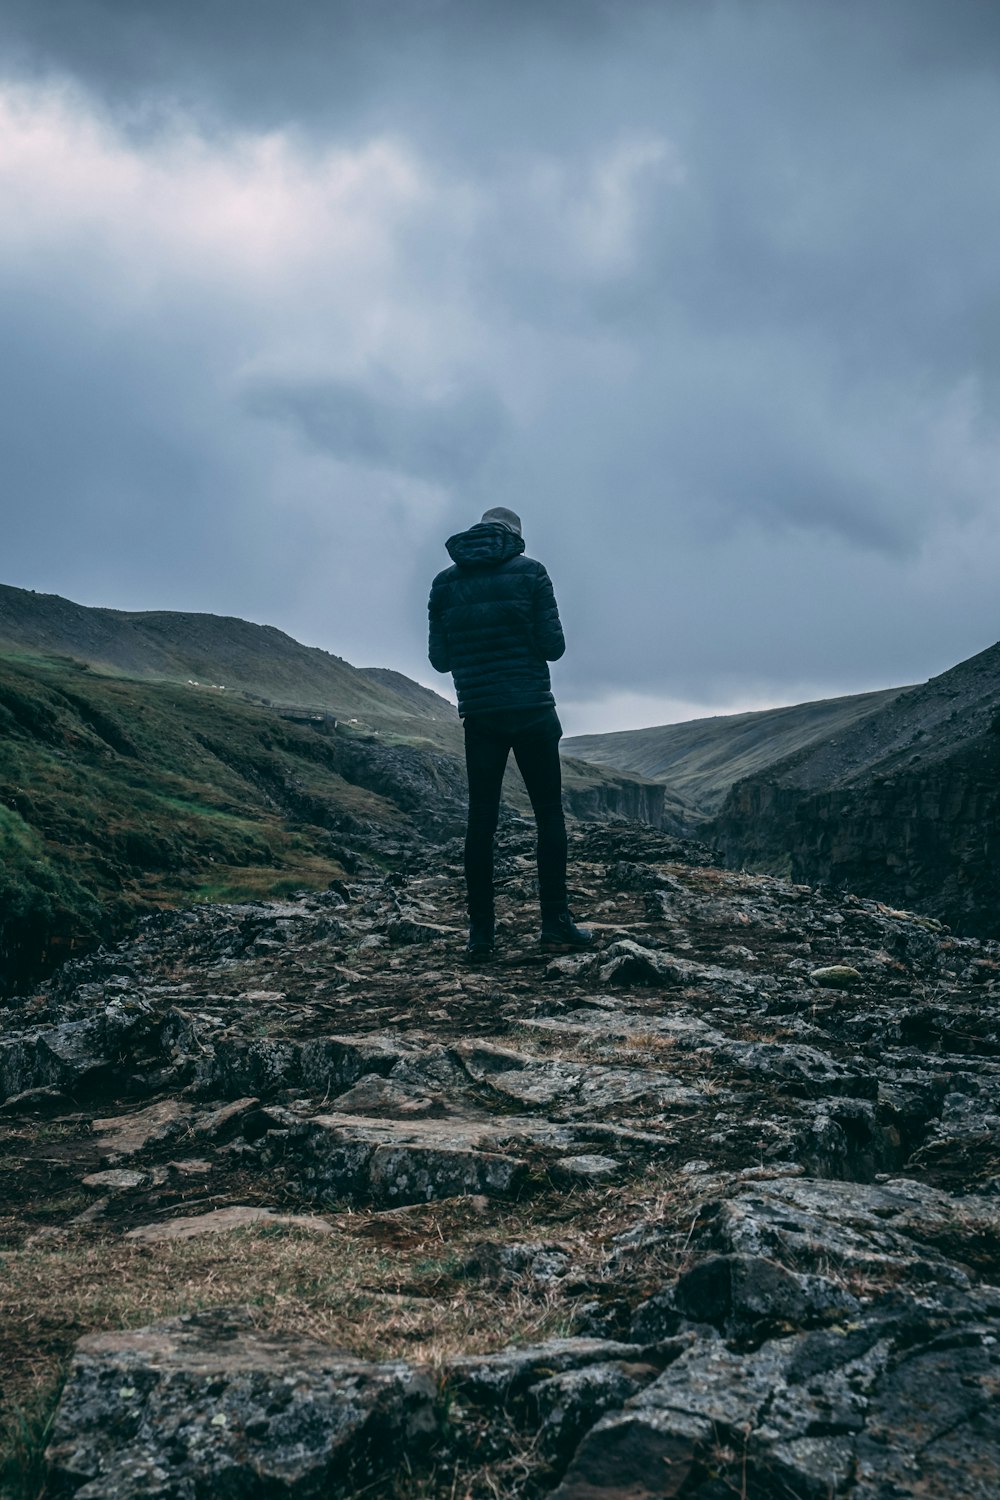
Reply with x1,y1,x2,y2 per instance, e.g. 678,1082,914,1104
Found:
0,583,462,752
712,640,1000,936
359,667,458,721
565,688,905,813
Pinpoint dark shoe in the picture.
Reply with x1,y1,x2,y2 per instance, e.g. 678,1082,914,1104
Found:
465,917,496,961
539,911,593,952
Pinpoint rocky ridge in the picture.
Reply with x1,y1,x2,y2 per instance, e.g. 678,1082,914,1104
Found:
713,638,1000,937
3,822,1000,1497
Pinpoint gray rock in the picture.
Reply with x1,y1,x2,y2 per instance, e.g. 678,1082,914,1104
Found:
529,1360,658,1463
809,964,864,988
192,1096,260,1138
487,1060,702,1113
551,1154,621,1186
190,1032,414,1102
549,1407,706,1500
387,914,454,945
11,819,1000,1498
46,1307,436,1498
596,940,687,987
0,1084,66,1112
288,1111,530,1205
518,1007,726,1050
329,1074,449,1119
559,1293,1000,1500
718,1039,877,1098
671,1252,859,1340
92,1099,192,1160
0,1020,109,1103
446,1338,646,1405
461,1240,572,1286
81,1169,148,1192
698,1175,1000,1282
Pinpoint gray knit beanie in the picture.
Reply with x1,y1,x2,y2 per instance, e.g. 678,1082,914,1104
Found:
480,506,522,537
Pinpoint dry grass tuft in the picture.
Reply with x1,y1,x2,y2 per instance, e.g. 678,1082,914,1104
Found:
0,1197,605,1496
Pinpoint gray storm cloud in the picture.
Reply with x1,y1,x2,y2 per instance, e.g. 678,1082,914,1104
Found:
2,0,1000,731
243,377,510,489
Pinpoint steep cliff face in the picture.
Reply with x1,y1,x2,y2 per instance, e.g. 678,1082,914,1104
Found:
560,765,673,831
713,641,1000,937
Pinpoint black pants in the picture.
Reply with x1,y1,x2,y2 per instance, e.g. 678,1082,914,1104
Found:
463,708,567,919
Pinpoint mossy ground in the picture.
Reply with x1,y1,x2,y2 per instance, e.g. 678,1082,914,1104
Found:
0,650,407,994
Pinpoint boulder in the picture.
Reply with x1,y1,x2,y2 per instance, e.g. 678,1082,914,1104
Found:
558,1291,1000,1500
809,964,864,988
695,1175,1000,1283
46,1308,437,1499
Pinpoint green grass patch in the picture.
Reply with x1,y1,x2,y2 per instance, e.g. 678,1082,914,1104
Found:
0,1369,64,1500
0,651,407,993
192,865,339,904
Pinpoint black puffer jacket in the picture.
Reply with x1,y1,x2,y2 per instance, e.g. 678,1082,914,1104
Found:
428,523,566,716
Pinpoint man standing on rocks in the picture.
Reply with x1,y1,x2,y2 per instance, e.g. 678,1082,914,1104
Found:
429,507,593,960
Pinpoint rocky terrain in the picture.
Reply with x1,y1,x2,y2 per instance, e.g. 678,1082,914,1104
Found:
3,821,1000,1498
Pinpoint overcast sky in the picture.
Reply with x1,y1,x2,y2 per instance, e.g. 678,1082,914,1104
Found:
2,0,999,734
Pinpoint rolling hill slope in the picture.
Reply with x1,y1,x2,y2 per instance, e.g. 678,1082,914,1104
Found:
565,688,905,813
0,584,462,752
0,645,477,995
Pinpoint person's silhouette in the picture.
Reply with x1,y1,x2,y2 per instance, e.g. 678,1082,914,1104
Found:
428,507,593,958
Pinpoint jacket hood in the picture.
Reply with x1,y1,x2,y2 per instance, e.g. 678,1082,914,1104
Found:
446,522,526,570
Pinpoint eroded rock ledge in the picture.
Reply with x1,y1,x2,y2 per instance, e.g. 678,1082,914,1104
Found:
3,822,1000,1497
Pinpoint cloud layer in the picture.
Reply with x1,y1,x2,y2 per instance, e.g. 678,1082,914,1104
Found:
2,1,1000,732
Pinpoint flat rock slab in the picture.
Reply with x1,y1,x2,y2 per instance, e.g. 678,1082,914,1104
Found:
289,1111,533,1206
191,1096,260,1138
81,1169,147,1193
447,1337,649,1403
329,1074,452,1119
486,1060,704,1112
92,1099,192,1160
124,1206,336,1243
698,1175,1000,1282
519,1008,726,1049
45,1306,436,1499
552,1154,621,1186
717,1040,877,1098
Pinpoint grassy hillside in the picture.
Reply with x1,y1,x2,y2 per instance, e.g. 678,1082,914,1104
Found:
0,584,463,753
0,648,432,995
565,688,905,813
359,667,457,720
